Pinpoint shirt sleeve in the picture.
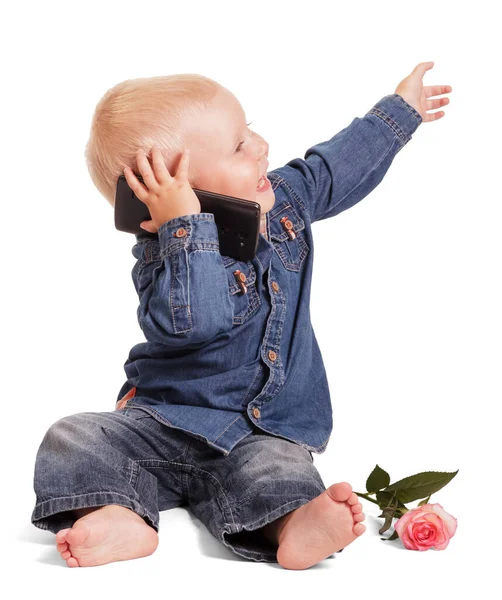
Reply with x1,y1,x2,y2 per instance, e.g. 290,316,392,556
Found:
271,94,423,223
131,212,234,347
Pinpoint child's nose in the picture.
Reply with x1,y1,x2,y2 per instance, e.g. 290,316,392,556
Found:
255,135,269,159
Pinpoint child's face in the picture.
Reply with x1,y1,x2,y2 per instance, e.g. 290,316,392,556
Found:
185,87,275,215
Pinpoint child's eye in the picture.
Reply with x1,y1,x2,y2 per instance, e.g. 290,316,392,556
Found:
235,122,253,153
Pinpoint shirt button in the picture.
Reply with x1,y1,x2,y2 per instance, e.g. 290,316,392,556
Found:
252,407,261,419
268,350,277,361
271,282,279,293
234,270,247,282
174,227,187,237
233,270,248,294
280,217,297,240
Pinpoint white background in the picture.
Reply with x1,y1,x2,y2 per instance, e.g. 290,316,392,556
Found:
2,0,500,597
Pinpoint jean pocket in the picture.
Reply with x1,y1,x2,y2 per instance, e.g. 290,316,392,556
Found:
222,256,261,325
269,203,309,272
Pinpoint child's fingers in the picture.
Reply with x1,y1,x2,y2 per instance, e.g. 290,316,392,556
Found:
426,97,449,111
424,84,452,98
151,146,173,183
123,166,149,203
175,148,190,180
136,148,160,192
139,220,156,233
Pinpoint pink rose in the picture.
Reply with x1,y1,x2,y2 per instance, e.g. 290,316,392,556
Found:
394,503,457,551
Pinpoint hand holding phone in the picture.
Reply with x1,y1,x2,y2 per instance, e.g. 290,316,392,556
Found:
123,146,200,234
116,147,261,261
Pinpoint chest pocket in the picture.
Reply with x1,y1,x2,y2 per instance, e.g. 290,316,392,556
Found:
222,256,261,325
269,203,310,272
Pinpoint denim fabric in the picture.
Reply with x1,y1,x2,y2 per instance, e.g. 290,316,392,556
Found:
116,94,422,456
31,407,332,563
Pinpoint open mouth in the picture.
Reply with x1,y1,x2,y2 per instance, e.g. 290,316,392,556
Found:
257,175,271,192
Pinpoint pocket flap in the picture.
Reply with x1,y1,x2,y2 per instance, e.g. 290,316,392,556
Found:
223,259,257,295
269,203,306,242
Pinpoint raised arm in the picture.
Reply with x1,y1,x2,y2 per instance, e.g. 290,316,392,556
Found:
273,93,422,223
273,62,452,224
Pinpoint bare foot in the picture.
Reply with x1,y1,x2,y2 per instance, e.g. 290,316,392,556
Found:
54,505,159,567
275,482,366,570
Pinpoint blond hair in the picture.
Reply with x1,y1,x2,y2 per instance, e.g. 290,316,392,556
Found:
84,73,222,206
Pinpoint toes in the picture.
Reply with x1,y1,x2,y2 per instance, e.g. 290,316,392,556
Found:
66,556,80,568
61,550,72,560
353,512,366,523
353,523,366,537
351,503,362,514
347,493,359,506
326,482,353,502
57,542,69,553
56,528,71,543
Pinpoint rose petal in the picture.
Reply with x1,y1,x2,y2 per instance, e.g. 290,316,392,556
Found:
395,514,419,550
395,504,457,551
413,522,437,546
428,503,458,537
434,536,451,550
401,531,419,550
420,514,448,550
422,512,445,529
394,511,414,537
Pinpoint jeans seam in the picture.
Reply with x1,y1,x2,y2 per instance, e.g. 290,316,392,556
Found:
185,465,237,530
220,497,314,562
181,438,193,497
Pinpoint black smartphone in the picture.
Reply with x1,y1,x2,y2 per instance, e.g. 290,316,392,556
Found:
115,174,261,261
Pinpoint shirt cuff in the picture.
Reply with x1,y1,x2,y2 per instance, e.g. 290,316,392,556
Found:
366,93,422,146
157,212,220,255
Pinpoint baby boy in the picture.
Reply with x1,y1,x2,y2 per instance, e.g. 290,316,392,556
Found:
31,63,451,569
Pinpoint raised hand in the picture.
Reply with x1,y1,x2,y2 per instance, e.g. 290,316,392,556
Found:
394,62,452,123
123,146,201,234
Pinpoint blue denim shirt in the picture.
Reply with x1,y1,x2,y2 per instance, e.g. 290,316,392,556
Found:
116,94,422,457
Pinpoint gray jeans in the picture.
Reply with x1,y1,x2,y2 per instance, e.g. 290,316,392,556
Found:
31,407,335,562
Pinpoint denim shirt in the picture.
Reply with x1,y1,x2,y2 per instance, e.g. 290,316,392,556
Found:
116,94,422,457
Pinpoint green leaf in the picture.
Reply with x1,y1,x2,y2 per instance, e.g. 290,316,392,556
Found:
383,470,459,504
381,530,400,542
366,465,391,494
376,491,407,512
418,495,431,506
